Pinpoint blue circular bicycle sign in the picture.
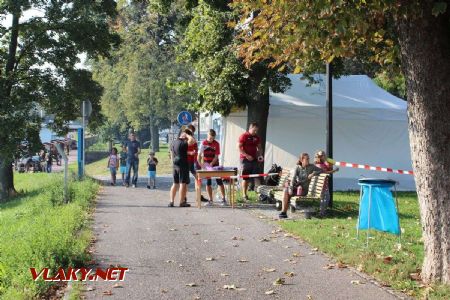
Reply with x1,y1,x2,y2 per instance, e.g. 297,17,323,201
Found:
177,111,192,126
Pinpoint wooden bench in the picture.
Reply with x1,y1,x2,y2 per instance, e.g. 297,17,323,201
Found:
256,168,292,200
273,173,329,212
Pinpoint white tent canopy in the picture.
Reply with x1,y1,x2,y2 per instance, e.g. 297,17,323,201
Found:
218,74,415,190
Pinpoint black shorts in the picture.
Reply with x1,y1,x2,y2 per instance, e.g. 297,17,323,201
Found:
241,159,259,181
173,166,189,184
188,162,197,176
206,178,224,186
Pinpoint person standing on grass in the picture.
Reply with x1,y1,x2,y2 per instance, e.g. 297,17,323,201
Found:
169,129,195,207
125,132,141,188
238,122,263,201
147,152,158,189
107,147,119,186
119,145,128,185
45,150,53,173
198,129,226,206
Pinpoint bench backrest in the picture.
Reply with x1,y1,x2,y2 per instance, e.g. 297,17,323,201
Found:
306,173,329,198
277,168,292,187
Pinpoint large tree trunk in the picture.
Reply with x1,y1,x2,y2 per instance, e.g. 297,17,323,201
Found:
395,2,450,284
151,123,160,152
0,158,16,202
248,65,270,177
0,10,20,201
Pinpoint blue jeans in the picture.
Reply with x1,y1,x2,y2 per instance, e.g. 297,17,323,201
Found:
126,160,139,185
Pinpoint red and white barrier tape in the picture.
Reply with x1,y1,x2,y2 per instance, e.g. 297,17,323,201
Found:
200,172,279,180
334,161,414,175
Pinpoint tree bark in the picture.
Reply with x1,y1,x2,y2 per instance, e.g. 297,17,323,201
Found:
0,158,16,202
247,65,270,171
0,10,20,201
151,123,160,152
395,1,450,284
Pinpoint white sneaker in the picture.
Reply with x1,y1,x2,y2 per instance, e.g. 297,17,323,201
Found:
220,199,227,206
205,201,213,207
132,184,136,188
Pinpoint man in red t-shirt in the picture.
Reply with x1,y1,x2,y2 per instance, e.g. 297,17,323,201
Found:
198,129,226,206
238,122,263,200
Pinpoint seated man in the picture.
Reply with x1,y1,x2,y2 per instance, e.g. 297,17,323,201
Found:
279,152,323,219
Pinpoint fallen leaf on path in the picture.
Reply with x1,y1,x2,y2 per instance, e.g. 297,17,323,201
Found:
284,272,295,277
166,260,174,263
220,273,230,277
112,283,123,288
205,257,215,261
336,262,348,269
409,273,421,281
263,268,276,273
235,227,241,230
179,264,184,267
383,256,393,264
233,244,239,247
265,290,275,295
350,280,365,285
85,286,95,291
323,264,335,270
284,233,293,237
273,278,285,286
283,245,291,249
307,295,313,299
223,284,236,290
292,252,301,257
259,237,270,242
161,289,168,293
231,236,244,241
103,290,113,296
193,232,200,235
311,248,319,251
357,264,364,272
169,228,177,231
203,240,208,243
237,259,249,263
186,283,197,287
194,296,201,300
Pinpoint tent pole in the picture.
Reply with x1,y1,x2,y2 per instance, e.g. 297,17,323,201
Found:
326,62,333,208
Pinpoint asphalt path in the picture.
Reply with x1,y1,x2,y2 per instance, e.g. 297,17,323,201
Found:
83,176,404,300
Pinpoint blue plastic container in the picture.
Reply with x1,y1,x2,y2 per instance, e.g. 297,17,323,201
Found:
357,178,400,240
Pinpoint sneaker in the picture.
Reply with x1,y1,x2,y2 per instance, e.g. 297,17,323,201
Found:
147,185,151,189
200,195,209,202
132,184,136,188
180,202,191,207
204,201,213,207
279,212,288,219
220,198,227,206
110,182,114,186
168,202,174,207
125,184,130,188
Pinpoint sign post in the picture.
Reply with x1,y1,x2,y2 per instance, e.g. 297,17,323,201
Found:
177,111,192,126
81,100,92,178
55,143,69,203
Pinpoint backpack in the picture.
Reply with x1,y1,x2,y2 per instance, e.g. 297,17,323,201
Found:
265,163,282,186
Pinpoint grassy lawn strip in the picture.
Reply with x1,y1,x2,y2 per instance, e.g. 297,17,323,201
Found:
0,172,99,299
85,143,172,177
279,191,449,299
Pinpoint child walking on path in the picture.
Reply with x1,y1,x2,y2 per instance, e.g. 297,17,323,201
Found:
107,147,119,186
147,152,158,189
119,145,128,185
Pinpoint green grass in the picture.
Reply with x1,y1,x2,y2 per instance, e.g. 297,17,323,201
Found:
278,192,449,299
85,143,172,177
0,172,99,299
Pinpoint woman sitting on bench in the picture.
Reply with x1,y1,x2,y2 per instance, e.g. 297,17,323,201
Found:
279,153,322,219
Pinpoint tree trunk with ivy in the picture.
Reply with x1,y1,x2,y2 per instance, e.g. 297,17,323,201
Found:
396,2,450,284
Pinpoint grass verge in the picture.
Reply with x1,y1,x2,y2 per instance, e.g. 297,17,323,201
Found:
278,191,449,299
0,172,99,299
